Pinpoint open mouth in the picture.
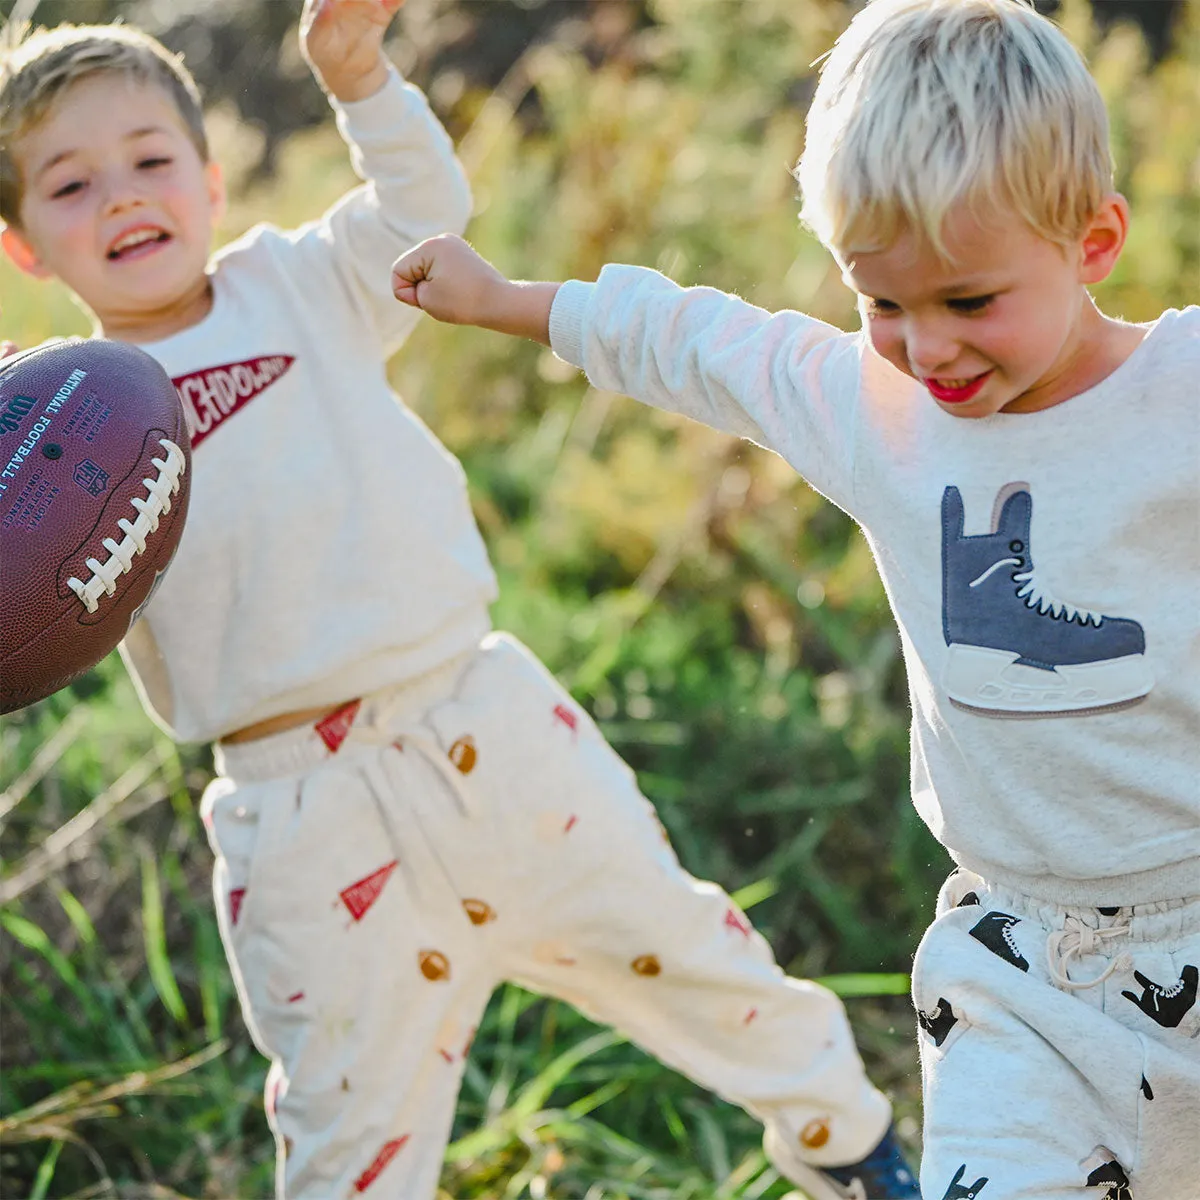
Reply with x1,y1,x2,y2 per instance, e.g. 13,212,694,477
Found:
924,371,992,404
106,228,171,261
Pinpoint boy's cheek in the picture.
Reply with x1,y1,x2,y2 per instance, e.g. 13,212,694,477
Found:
864,324,909,377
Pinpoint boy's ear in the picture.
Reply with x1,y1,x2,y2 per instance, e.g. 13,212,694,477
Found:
1078,193,1130,286
205,161,226,228
1,225,53,279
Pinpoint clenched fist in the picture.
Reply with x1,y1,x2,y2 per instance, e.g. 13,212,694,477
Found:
391,235,559,346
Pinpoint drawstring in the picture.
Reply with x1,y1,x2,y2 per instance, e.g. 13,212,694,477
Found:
347,694,473,810
1046,914,1133,989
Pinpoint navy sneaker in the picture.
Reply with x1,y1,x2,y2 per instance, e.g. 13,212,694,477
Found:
782,1124,921,1200
940,483,1152,716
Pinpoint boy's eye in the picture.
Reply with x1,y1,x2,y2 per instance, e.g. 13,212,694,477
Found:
948,294,994,314
864,298,900,317
138,157,172,169
50,180,86,199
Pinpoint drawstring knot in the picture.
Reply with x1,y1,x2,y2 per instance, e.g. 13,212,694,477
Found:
1046,914,1133,989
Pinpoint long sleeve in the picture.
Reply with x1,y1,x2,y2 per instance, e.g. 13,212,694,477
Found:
549,265,866,515
270,67,473,356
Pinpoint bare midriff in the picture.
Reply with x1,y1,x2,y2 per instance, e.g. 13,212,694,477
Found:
222,703,346,744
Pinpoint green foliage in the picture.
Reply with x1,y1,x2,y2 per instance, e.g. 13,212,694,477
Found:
1,0,1194,1195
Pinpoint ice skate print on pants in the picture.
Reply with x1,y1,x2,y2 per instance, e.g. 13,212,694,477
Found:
1082,1148,1133,1200
968,911,1029,972
1121,964,1199,1030
940,483,1153,716
917,996,960,1046
940,1164,988,1199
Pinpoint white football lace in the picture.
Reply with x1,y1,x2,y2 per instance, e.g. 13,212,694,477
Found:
969,557,1104,626
66,438,186,614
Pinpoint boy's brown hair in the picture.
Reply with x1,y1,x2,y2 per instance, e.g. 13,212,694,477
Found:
0,22,208,227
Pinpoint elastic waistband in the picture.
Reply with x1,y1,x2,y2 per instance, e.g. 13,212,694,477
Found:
949,869,1200,943
213,650,474,783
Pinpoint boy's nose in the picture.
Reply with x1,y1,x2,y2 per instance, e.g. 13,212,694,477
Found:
100,173,148,217
905,322,959,377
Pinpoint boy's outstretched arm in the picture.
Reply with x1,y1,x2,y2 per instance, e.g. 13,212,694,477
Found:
391,234,560,345
392,235,864,518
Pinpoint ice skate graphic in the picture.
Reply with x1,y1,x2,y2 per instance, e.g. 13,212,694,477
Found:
1121,964,1198,1029
917,996,959,1046
968,910,1029,972
940,1164,988,1199
1082,1149,1132,1200
940,484,1153,716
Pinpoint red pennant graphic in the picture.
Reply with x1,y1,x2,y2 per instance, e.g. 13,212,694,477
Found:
174,355,296,449
552,704,578,734
229,887,245,925
724,907,751,938
339,860,398,922
353,1135,410,1192
315,699,361,753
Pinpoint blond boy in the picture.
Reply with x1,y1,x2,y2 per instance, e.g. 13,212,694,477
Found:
1,5,918,1197
391,1,1200,1196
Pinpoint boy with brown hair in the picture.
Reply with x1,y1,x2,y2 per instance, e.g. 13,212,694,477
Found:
1,4,915,1197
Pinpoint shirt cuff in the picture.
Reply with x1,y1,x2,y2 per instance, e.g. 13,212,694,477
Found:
549,280,594,368
331,65,416,137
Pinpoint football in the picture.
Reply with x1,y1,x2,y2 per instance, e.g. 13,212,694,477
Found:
0,338,190,713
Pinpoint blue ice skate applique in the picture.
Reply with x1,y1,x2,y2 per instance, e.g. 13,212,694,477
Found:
940,483,1153,716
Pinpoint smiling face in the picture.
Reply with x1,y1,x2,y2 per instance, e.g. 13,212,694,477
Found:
2,71,224,342
842,199,1138,417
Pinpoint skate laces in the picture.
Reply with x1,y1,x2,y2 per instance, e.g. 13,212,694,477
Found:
969,557,1104,626
1046,914,1133,989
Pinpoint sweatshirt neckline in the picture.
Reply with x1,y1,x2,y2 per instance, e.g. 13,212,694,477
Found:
964,308,1181,425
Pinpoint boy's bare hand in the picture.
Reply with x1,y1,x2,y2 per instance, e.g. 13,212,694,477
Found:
391,235,559,346
301,0,404,103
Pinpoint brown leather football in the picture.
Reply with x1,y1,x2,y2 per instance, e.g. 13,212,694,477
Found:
0,338,190,713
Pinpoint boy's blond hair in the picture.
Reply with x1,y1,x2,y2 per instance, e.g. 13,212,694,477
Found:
795,0,1114,260
0,22,208,227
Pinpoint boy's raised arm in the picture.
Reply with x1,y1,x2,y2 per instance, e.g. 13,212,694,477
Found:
291,0,473,351
300,0,401,103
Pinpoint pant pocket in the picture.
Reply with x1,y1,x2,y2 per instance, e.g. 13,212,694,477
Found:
912,909,976,1060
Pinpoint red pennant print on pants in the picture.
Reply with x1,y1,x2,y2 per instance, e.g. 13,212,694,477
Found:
339,861,398,922
353,1135,410,1192
315,700,362,753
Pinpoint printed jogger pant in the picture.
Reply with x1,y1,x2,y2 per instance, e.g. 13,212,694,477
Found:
914,868,1200,1200
202,632,891,1199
